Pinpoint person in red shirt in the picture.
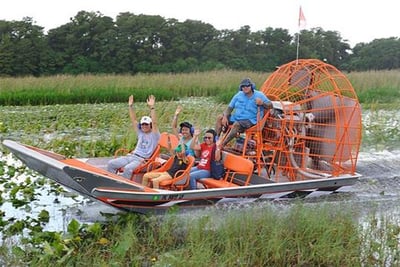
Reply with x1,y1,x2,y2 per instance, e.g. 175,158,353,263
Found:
189,128,221,189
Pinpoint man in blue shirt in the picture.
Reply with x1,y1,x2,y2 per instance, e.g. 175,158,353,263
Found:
216,78,272,147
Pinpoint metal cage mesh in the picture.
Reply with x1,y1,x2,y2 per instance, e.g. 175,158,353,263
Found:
258,59,362,180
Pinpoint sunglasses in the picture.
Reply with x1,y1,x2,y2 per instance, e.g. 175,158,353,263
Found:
241,84,251,88
203,136,213,140
141,123,150,126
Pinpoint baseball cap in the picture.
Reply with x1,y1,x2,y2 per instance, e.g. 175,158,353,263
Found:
175,144,188,153
240,78,252,87
140,116,152,124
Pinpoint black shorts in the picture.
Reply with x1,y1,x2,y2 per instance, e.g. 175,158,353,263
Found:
229,119,254,131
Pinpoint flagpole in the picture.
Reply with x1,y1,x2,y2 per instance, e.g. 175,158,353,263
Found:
296,29,300,64
296,6,306,65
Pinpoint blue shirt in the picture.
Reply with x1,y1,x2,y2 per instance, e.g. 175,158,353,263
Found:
180,137,196,157
229,90,270,124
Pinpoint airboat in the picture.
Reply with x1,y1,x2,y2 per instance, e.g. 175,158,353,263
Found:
3,59,362,214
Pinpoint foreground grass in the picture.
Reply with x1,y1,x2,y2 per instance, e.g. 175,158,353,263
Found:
1,203,398,266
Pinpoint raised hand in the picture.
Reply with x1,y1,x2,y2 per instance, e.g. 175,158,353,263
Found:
193,128,201,137
175,105,182,116
147,95,155,107
128,95,134,106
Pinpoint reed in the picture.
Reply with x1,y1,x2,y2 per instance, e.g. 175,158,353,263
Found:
4,204,372,266
2,69,400,106
347,70,400,106
0,71,266,105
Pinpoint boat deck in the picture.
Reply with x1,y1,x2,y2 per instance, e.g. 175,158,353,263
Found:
83,157,295,188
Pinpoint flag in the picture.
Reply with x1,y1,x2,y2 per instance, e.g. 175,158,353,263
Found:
298,6,306,29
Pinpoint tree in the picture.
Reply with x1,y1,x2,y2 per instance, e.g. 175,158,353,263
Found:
1,11,398,76
296,28,351,69
0,18,48,76
349,37,400,70
115,12,167,73
47,11,116,74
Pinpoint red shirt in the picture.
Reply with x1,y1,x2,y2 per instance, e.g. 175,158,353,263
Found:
197,143,213,170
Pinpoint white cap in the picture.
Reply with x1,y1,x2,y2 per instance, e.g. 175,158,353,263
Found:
140,116,152,124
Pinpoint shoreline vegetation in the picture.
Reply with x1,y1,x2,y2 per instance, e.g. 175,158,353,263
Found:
0,70,400,265
1,69,400,108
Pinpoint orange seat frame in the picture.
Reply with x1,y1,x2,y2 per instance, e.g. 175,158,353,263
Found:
221,110,269,175
113,132,179,180
200,152,254,188
146,155,195,191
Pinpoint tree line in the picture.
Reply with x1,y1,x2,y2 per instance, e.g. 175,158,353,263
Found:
0,10,399,77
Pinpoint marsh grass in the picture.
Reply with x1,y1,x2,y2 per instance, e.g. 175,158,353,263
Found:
5,203,381,266
359,213,400,266
0,71,265,105
2,69,400,106
362,109,400,150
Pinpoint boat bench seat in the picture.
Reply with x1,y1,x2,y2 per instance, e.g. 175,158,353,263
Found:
198,151,254,189
200,178,240,188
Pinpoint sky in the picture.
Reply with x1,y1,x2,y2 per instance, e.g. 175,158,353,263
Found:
1,0,398,47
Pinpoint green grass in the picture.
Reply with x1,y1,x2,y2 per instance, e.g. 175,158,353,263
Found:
1,69,400,106
1,203,397,266
0,204,366,266
0,71,266,105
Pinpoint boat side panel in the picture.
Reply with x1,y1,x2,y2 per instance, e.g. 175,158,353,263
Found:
92,175,359,214
93,175,360,202
63,166,147,193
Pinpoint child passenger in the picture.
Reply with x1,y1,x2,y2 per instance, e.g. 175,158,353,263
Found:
141,143,189,189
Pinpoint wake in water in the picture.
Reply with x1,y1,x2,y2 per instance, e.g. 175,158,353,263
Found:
357,150,400,179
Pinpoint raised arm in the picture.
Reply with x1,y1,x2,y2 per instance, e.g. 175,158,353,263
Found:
215,138,222,161
128,95,139,133
147,95,159,133
167,134,174,155
171,105,182,137
179,138,188,163
190,128,202,157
